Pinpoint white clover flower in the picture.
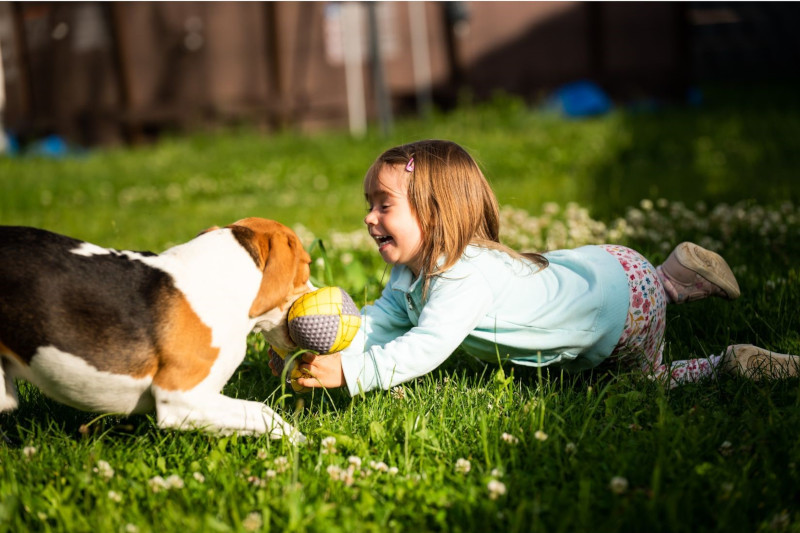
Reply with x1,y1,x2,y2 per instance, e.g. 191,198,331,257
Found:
391,386,405,400
327,464,343,481
501,432,519,445
369,461,389,473
192,472,205,483
388,466,399,476
148,476,168,493
321,436,337,455
247,476,267,488
534,430,548,442
347,456,362,470
718,440,734,456
107,490,122,503
491,468,503,478
22,446,37,458
273,456,289,473
242,512,263,532
543,202,560,216
165,474,184,489
487,479,507,500
125,525,139,533
565,442,577,455
455,458,471,474
256,449,268,460
609,476,629,495
94,460,115,480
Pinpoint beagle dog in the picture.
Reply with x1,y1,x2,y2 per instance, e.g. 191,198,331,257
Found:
0,218,311,442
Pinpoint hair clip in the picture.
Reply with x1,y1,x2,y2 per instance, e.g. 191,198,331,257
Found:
405,157,415,172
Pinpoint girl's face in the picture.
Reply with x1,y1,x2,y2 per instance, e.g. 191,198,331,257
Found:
364,165,424,275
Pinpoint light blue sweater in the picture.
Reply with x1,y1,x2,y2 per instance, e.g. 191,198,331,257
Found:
340,244,630,396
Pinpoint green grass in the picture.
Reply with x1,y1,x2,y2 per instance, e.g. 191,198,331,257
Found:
2,84,800,532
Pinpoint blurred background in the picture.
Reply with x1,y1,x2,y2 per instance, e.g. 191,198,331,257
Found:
1,1,799,149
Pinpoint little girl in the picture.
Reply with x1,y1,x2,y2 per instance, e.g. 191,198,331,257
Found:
284,139,799,394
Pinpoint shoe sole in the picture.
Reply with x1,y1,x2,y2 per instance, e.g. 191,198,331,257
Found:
727,344,800,380
675,242,741,299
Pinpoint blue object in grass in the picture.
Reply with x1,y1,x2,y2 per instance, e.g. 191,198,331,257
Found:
0,130,16,156
547,80,612,118
30,134,70,158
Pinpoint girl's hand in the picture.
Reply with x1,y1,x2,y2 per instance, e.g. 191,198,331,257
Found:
296,352,346,389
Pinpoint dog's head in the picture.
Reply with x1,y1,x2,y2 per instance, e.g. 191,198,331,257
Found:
223,218,313,350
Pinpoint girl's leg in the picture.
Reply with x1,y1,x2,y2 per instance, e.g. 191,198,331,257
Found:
602,245,723,388
605,245,797,384
657,351,725,387
656,242,740,304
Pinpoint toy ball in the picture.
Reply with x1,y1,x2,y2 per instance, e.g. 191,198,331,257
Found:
287,287,361,354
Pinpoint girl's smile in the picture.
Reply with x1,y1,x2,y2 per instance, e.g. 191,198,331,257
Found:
364,165,424,275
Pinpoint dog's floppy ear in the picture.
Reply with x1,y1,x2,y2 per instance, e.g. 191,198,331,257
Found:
228,218,309,317
248,231,303,318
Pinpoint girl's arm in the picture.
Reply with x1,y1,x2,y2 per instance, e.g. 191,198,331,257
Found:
337,266,494,395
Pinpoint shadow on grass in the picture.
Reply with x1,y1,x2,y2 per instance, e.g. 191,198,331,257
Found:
0,385,154,446
584,82,800,220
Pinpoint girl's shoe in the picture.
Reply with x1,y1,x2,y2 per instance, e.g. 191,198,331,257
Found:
723,344,800,380
657,242,740,303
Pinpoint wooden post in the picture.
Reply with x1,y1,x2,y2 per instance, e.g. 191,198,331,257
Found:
408,2,432,118
366,2,392,136
264,2,286,129
10,3,33,130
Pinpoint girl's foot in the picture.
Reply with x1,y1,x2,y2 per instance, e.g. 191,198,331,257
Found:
723,344,800,380
657,242,740,303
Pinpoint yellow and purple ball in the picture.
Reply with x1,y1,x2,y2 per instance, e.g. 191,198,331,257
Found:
287,286,361,354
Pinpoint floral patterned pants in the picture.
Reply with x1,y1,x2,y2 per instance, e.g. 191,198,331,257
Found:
601,245,724,387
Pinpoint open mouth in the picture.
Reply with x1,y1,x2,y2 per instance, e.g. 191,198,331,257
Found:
375,235,394,250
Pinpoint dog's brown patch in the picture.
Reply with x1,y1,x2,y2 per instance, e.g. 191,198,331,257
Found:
152,293,219,391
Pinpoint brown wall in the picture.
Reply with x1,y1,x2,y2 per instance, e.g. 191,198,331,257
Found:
1,1,689,146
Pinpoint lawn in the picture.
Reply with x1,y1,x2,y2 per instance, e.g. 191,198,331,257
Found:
1,83,800,532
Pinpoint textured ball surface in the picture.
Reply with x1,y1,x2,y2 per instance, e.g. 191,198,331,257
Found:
288,287,361,354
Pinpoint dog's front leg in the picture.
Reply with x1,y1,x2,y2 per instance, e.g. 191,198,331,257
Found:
0,358,19,413
152,387,306,444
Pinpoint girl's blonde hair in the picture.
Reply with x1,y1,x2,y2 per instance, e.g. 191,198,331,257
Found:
364,140,547,294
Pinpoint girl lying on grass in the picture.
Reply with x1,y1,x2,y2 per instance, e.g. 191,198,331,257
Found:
273,139,799,393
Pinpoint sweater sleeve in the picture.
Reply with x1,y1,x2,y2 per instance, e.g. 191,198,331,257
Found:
340,265,494,396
